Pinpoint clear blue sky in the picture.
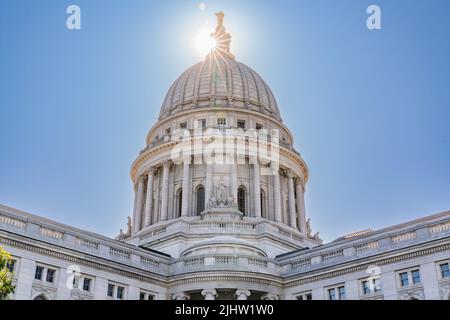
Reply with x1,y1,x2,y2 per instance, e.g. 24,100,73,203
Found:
1,0,449,242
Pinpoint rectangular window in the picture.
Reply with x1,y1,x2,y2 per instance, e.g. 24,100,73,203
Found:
328,288,336,300
338,286,346,300
440,263,450,278
256,123,263,130
373,278,382,292
411,270,421,284
117,286,124,300
237,120,246,129
7,259,16,273
107,284,114,297
304,293,312,300
35,266,44,280
399,272,409,287
83,278,91,292
362,281,370,294
46,269,56,283
179,122,187,129
217,118,226,126
140,292,146,300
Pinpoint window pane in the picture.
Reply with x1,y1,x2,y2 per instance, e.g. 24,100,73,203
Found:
328,288,336,300
400,272,409,287
362,281,370,294
440,263,450,278
117,286,124,299
196,186,205,215
83,278,91,291
35,266,44,280
412,270,421,284
238,187,246,215
338,287,346,300
46,269,55,283
107,284,114,297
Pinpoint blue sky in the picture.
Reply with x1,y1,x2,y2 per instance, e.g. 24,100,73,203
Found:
0,0,449,242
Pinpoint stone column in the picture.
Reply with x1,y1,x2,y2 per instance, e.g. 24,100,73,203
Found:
253,158,261,218
160,161,170,221
235,289,251,300
295,179,307,234
144,167,154,227
181,157,190,217
261,293,279,300
287,170,297,229
172,292,190,300
201,289,217,300
205,161,213,209
230,157,238,206
272,164,282,223
132,175,145,234
153,170,160,224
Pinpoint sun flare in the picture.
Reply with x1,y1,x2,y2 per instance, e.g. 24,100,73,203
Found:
194,27,217,56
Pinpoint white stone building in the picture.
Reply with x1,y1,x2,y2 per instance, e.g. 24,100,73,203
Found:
1,13,449,300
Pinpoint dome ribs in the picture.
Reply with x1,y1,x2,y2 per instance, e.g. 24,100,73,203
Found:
159,56,282,121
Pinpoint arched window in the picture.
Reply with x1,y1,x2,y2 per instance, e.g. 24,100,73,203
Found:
260,189,266,219
33,295,47,300
176,188,183,218
196,186,205,215
238,187,246,215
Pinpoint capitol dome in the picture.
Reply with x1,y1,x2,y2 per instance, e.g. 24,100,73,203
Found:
158,55,282,122
129,12,316,261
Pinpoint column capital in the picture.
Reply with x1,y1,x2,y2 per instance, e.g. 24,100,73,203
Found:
162,160,172,168
148,166,155,175
172,292,190,300
261,293,279,300
286,169,294,178
201,289,218,300
295,178,305,191
138,175,146,183
235,289,251,300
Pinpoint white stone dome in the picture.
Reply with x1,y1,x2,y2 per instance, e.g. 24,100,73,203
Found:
158,54,282,122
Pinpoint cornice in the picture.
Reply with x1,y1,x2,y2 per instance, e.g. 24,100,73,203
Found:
0,235,167,286
283,239,450,287
130,140,309,184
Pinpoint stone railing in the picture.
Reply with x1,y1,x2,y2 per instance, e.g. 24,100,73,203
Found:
322,249,343,263
39,227,63,239
215,255,238,265
0,214,26,229
0,210,168,275
172,254,274,274
355,241,379,254
109,247,131,261
184,257,205,267
141,256,160,268
429,221,450,234
189,221,257,232
284,218,450,275
391,231,416,243
290,258,311,270
75,237,99,252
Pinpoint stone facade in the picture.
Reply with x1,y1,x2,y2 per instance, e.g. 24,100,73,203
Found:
1,13,449,300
